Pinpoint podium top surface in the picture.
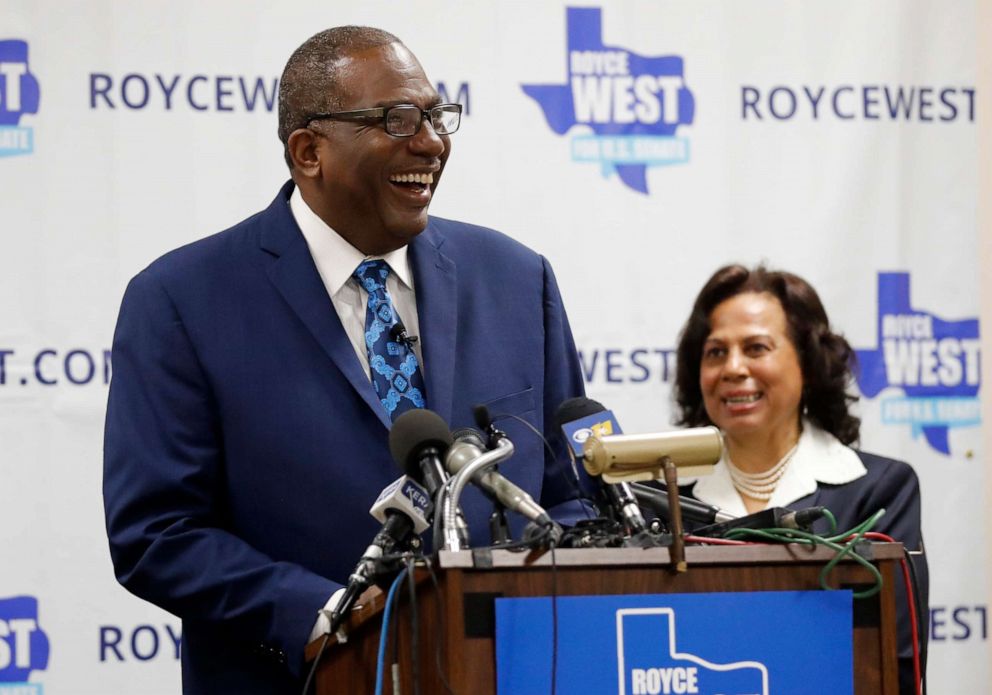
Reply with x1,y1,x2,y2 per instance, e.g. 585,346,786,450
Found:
437,542,905,570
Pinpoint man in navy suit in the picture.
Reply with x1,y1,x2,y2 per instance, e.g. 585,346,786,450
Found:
103,26,587,693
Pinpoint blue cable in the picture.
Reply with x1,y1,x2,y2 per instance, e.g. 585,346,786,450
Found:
374,567,409,695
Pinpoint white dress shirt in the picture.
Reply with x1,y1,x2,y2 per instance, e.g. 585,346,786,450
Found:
290,186,426,641
685,421,868,518
289,186,425,377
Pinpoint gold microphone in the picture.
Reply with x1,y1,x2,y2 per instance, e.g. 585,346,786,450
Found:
582,427,723,483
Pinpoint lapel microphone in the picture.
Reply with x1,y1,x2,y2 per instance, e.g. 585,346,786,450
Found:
390,321,419,348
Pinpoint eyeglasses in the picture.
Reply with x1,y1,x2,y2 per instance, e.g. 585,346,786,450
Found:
306,103,462,137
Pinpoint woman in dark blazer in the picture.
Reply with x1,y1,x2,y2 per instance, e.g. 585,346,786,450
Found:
673,263,927,694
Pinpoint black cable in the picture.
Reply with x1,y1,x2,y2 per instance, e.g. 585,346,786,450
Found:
425,559,456,695
491,412,594,520
549,540,559,695
490,520,559,553
407,556,422,695
301,632,329,695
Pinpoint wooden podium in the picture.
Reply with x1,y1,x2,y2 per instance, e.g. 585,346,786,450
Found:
306,543,902,694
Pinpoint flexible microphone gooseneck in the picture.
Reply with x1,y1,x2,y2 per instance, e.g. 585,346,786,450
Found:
446,427,554,528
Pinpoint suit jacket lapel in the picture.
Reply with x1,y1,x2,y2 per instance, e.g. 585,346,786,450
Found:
259,183,392,430
410,221,457,426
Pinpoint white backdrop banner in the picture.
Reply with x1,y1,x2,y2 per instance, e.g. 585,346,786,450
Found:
1,1,982,692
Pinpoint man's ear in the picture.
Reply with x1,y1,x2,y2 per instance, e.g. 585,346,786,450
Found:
287,128,322,178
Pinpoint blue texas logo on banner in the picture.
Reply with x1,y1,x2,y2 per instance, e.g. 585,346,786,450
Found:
521,7,695,194
856,272,981,455
0,40,41,157
495,591,853,694
0,596,50,694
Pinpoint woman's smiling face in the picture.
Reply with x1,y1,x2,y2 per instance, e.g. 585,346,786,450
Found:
699,291,804,445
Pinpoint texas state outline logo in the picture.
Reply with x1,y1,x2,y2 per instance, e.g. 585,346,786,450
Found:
617,608,768,695
0,39,41,157
521,7,695,194
0,596,51,694
855,272,981,455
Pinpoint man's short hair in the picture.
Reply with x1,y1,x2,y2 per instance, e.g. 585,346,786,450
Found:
277,26,401,169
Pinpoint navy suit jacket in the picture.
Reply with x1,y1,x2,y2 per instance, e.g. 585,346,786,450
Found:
103,182,587,693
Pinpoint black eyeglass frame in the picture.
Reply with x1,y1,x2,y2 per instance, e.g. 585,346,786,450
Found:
305,103,462,137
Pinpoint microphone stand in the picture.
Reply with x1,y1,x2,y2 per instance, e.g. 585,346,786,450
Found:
662,457,687,573
488,501,511,545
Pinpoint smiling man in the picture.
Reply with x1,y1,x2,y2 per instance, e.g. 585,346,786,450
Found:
103,26,588,694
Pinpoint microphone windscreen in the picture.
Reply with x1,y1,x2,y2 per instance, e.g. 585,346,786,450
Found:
555,396,606,429
472,404,492,431
388,409,453,472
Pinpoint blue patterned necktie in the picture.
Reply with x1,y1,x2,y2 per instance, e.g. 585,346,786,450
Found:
353,259,427,421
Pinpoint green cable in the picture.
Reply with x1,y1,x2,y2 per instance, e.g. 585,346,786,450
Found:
722,508,886,599
823,509,885,544
821,508,838,534
818,522,883,599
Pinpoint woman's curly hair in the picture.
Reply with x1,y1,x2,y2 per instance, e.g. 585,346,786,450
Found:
673,264,861,446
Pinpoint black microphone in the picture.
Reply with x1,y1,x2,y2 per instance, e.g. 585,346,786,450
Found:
389,409,453,498
472,403,509,450
555,397,650,537
473,404,492,431
390,321,418,348
389,409,470,548
446,427,555,528
629,482,735,525
690,505,826,538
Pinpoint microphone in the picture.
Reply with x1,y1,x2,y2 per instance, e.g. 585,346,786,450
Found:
326,476,433,636
445,427,554,528
369,475,432,534
389,409,453,498
691,505,827,538
555,397,650,538
628,482,735,525
389,408,469,549
472,404,508,450
353,478,430,581
557,397,735,531
582,427,723,483
390,321,418,348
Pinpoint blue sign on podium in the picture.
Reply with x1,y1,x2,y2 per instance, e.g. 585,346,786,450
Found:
495,591,853,694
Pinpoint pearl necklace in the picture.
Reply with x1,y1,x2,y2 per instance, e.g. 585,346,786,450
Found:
726,442,799,501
